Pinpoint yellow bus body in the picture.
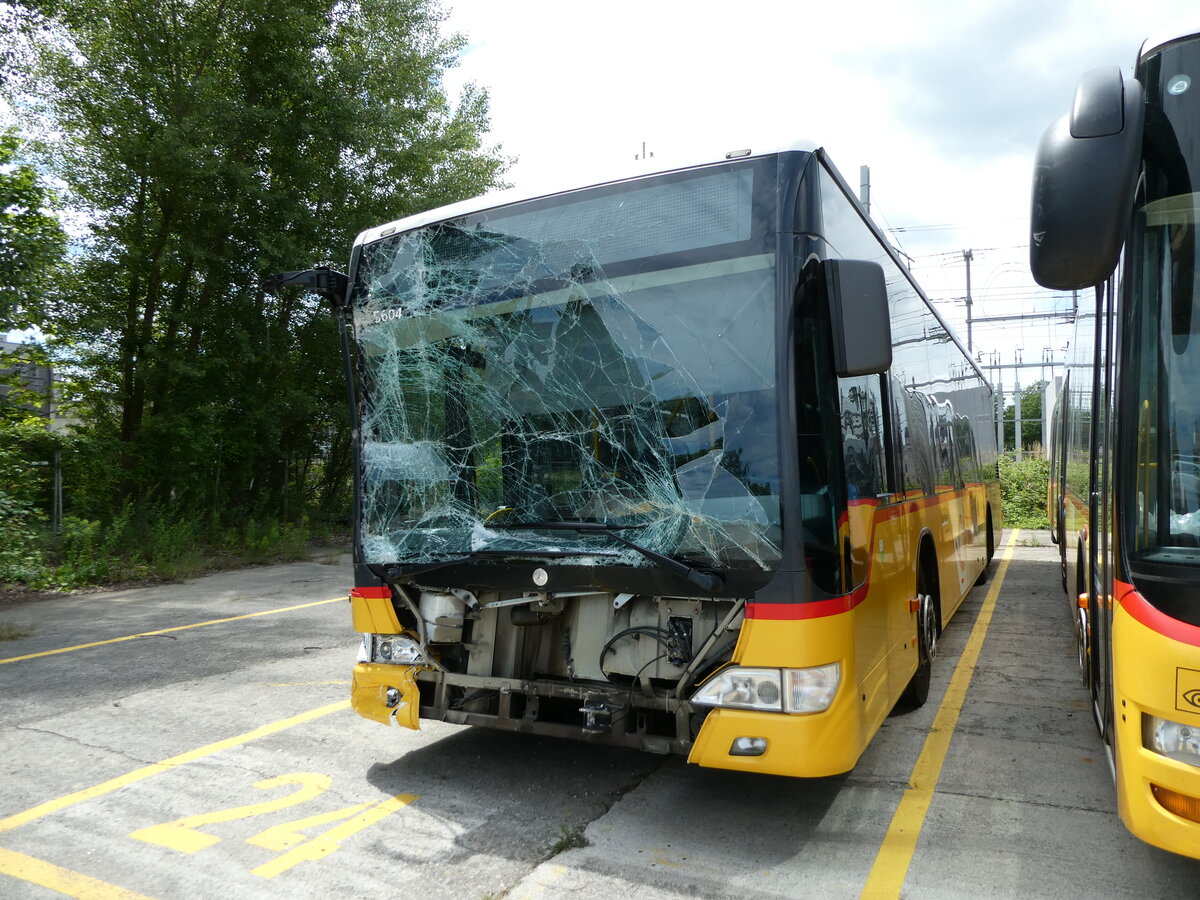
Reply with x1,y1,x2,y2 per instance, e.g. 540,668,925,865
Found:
1112,598,1200,858
688,483,994,777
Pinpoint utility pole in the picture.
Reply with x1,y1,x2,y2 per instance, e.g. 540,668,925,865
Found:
963,249,975,354
859,165,871,215
53,449,62,534
1014,372,1023,460
995,377,1004,452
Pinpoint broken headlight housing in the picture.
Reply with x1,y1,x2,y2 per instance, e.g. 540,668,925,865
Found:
361,634,428,666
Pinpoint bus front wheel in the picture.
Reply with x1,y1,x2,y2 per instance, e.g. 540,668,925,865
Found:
900,564,939,709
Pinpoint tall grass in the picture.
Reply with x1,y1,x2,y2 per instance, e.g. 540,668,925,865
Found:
0,500,325,592
998,452,1051,530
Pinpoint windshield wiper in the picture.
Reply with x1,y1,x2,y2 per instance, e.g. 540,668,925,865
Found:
497,520,723,592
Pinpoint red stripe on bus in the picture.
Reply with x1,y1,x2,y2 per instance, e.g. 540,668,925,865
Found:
747,585,868,620
1115,579,1200,647
350,586,392,599
749,486,985,622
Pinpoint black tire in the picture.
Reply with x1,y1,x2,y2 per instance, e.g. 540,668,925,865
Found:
975,509,994,586
900,561,938,709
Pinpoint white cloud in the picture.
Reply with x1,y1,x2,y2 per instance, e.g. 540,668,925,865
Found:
439,0,1200,377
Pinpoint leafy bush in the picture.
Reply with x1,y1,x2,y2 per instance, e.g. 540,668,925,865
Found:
1,503,333,592
998,453,1051,529
0,492,46,584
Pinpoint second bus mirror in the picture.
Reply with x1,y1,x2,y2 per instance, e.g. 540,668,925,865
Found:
1029,66,1144,290
823,258,892,377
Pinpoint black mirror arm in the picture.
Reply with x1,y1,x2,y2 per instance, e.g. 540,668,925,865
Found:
262,267,349,309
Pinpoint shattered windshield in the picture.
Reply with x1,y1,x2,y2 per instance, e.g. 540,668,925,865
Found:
351,163,782,571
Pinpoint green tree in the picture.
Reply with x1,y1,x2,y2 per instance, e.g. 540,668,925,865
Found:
0,128,65,331
5,0,507,525
1003,381,1045,452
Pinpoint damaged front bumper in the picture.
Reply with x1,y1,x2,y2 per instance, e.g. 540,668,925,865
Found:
350,662,695,754
350,663,421,729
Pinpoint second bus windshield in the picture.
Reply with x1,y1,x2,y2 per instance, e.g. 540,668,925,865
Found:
1128,39,1200,561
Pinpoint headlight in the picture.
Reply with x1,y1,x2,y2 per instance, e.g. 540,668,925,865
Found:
369,634,427,665
691,668,783,712
1145,714,1200,766
691,663,841,715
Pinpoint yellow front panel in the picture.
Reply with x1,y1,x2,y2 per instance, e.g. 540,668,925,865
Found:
688,700,864,777
1112,604,1200,859
691,490,991,778
349,595,402,635
693,584,901,776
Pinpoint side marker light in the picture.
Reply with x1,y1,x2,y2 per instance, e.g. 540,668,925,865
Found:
1151,784,1200,823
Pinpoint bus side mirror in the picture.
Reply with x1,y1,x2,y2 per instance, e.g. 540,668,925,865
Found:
1030,66,1144,290
823,258,892,376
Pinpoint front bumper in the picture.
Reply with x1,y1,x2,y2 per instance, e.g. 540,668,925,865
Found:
350,663,421,729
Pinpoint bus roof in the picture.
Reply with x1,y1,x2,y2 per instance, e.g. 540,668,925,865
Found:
1140,22,1200,62
353,139,818,249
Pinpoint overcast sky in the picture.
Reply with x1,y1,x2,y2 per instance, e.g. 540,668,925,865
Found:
440,0,1200,390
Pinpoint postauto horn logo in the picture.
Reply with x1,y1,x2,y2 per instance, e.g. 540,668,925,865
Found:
1184,688,1200,710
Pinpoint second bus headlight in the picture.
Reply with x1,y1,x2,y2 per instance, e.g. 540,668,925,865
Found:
691,663,841,714
1145,714,1200,766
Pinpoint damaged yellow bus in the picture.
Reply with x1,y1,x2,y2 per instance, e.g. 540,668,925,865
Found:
1032,26,1200,859
276,144,1000,777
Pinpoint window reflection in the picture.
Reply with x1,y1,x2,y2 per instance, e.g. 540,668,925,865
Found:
816,162,999,591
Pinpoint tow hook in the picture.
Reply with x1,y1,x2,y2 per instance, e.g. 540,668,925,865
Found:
579,701,617,734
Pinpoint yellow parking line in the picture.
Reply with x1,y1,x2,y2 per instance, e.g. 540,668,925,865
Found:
0,846,158,899
0,700,351,834
859,529,1020,900
0,597,345,665
510,864,569,900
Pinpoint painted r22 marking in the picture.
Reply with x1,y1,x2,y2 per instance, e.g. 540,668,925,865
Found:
129,772,416,878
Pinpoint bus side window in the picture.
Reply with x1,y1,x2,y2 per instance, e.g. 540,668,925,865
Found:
955,415,976,486
934,402,959,492
903,389,936,496
839,376,887,502
838,375,887,589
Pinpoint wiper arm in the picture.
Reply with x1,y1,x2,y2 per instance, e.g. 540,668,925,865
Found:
499,521,723,592
382,547,623,580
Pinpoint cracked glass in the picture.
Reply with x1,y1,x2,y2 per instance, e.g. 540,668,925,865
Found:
351,163,783,573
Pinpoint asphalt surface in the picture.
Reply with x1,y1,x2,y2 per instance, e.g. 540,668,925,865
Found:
1,531,1198,899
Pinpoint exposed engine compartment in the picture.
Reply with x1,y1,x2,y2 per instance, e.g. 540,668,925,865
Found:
363,586,744,752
